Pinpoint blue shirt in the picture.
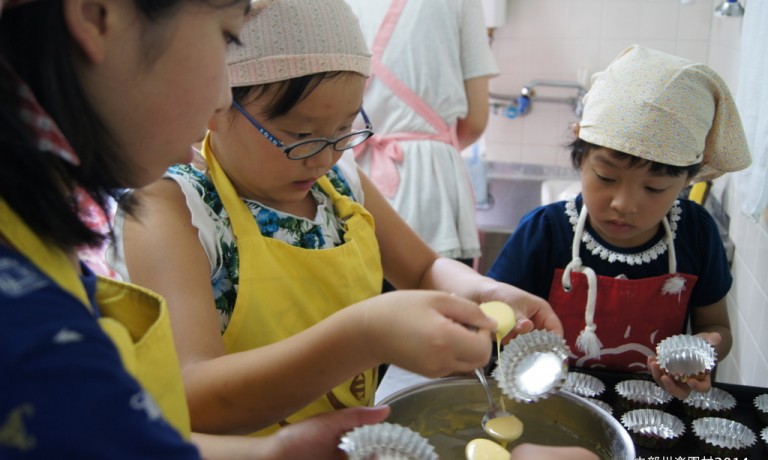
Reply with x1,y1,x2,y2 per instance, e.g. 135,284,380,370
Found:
0,246,201,459
487,195,731,311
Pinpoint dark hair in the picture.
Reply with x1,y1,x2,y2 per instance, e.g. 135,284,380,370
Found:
231,71,344,120
569,138,701,179
0,0,247,252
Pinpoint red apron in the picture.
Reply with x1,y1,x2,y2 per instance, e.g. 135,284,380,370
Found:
549,203,698,372
353,0,460,198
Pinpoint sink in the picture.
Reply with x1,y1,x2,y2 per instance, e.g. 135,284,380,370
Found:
471,162,579,273
474,177,546,274
475,177,543,234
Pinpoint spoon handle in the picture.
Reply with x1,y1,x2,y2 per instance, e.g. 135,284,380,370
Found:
474,368,498,416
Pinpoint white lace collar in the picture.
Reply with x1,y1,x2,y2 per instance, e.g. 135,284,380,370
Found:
564,196,682,266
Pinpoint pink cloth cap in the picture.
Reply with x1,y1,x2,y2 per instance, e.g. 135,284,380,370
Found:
228,0,371,87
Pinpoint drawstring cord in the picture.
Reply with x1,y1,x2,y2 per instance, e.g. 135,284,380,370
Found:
564,204,684,357
563,205,602,356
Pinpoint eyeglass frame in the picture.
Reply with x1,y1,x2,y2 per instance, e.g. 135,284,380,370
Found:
231,100,374,160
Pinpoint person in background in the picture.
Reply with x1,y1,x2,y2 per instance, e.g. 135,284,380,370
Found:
109,0,560,438
344,0,497,276
0,1,394,458
487,45,751,400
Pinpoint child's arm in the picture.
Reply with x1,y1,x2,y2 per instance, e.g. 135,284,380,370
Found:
121,179,497,434
690,297,732,360
648,297,731,399
359,169,563,337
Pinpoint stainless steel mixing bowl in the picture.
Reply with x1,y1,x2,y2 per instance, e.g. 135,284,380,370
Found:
377,376,635,460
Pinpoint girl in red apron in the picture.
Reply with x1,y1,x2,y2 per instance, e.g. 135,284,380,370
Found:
488,45,751,400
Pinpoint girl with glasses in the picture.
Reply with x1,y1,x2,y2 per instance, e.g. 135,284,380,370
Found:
110,0,561,438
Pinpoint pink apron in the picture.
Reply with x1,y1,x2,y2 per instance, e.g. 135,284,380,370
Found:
354,0,460,198
549,203,697,372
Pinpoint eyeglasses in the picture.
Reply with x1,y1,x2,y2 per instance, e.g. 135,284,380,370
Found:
232,100,374,160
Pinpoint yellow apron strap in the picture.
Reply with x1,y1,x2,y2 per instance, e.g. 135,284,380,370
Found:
0,197,191,438
0,199,90,307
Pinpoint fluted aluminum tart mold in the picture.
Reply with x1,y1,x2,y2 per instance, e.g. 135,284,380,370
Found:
495,329,569,403
615,380,673,410
584,397,614,416
692,417,756,458
682,387,736,418
338,422,438,460
655,334,716,381
621,409,685,449
563,371,605,398
754,393,768,424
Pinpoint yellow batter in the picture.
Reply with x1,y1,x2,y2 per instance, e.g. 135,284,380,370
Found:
479,301,516,339
478,301,516,414
465,438,509,460
484,414,524,444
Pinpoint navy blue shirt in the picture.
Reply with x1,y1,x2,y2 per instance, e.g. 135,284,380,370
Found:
488,195,731,311
0,246,201,459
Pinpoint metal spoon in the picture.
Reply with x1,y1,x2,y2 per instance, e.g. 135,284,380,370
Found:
474,368,510,427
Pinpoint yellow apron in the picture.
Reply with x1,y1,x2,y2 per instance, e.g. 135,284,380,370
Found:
0,199,191,438
202,135,383,436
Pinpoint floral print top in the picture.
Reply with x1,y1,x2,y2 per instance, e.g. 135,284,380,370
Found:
110,154,363,333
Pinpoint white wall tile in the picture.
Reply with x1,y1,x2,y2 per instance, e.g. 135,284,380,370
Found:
559,0,604,39
675,40,710,63
522,39,574,75
742,219,761,273
635,39,678,55
598,40,640,69
729,201,749,245
601,1,641,40
717,354,739,384
729,254,748,318
485,111,524,144
677,0,713,40
639,2,680,40
486,142,523,163
490,38,526,76
552,39,603,77
755,230,768,298
517,144,569,167
499,0,544,39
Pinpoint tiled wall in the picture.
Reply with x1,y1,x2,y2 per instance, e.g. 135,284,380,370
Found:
703,0,768,388
484,0,716,166
483,0,768,386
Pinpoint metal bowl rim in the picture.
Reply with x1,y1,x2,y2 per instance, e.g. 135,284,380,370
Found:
376,376,635,460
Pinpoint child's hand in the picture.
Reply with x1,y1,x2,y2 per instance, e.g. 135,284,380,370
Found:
363,291,495,377
191,406,391,459
482,285,564,343
648,332,720,399
268,406,391,460
509,443,599,460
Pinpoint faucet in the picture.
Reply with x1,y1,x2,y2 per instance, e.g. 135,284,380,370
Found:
519,80,587,117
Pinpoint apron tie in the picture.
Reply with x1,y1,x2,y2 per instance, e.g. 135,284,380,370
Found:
355,130,457,198
563,205,603,356
354,135,404,198
562,256,602,356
